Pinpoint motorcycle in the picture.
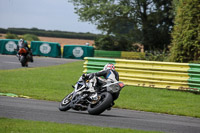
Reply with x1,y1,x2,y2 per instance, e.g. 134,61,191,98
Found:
16,48,31,67
59,74,125,115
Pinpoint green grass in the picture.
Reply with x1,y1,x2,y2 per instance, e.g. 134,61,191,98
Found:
0,61,200,118
0,61,83,101
116,86,200,118
0,118,160,133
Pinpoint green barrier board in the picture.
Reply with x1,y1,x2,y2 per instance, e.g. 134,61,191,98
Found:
188,63,200,90
31,41,61,58
0,39,19,55
63,45,94,59
94,50,121,58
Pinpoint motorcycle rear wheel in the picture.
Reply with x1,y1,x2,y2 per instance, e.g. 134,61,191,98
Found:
88,92,113,115
59,92,73,111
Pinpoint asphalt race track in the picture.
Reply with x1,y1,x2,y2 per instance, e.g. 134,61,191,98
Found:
1,54,200,133
0,96,200,133
0,54,77,69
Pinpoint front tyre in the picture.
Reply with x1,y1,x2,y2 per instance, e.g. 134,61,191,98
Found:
88,92,113,115
59,92,73,111
20,56,26,67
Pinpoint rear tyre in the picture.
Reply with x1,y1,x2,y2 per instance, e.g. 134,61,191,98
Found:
59,92,73,111
88,92,113,115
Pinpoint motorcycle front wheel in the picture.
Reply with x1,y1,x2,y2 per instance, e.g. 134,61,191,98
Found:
20,56,27,67
88,92,113,115
59,92,73,111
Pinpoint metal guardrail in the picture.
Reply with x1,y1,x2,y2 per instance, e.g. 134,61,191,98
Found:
83,57,200,91
94,50,145,59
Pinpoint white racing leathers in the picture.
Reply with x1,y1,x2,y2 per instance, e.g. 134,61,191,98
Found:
87,69,119,92
95,69,119,82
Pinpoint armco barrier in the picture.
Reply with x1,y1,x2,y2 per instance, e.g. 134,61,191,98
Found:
121,51,145,59
94,50,145,59
83,57,200,91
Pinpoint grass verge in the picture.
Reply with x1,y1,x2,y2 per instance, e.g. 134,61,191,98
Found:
0,118,160,133
0,61,83,101
0,61,200,117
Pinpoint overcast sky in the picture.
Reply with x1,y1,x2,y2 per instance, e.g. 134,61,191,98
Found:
0,0,100,34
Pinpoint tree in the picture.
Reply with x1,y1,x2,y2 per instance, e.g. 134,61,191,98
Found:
23,34,40,42
95,35,115,50
5,33,19,39
95,34,133,51
69,0,173,50
169,0,200,62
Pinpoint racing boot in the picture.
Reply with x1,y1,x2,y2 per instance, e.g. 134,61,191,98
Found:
90,93,98,101
30,54,34,62
90,92,100,104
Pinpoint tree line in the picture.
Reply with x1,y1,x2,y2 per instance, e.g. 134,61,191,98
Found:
0,27,98,40
69,0,200,62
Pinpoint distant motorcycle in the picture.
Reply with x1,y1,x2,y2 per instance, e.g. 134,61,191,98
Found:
16,48,31,67
59,74,125,115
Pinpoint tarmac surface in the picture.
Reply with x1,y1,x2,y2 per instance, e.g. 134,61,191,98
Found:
0,96,200,133
0,54,77,69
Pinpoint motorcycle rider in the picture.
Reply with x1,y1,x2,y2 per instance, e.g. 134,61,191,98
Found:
17,39,33,62
85,63,120,109
85,63,119,88
95,63,119,83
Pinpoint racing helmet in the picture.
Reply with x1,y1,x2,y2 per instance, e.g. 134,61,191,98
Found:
18,39,24,48
19,39,24,43
103,63,115,70
19,39,24,45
